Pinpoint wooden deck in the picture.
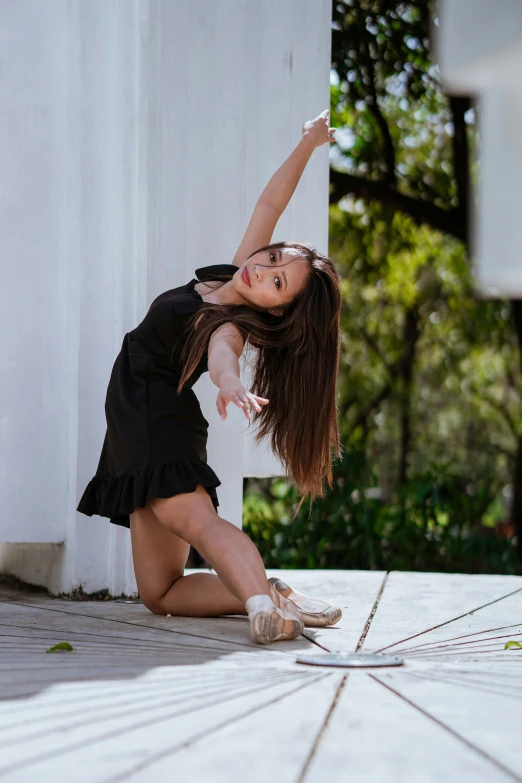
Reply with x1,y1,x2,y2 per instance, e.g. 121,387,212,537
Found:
0,569,521,782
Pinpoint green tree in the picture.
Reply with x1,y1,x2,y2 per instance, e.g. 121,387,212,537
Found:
329,0,522,555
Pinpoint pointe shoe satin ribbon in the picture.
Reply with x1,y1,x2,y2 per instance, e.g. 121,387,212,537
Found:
268,577,342,628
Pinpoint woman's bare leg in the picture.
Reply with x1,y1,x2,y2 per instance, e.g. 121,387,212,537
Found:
129,484,271,616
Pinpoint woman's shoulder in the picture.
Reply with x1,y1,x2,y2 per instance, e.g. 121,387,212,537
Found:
194,263,238,282
147,265,237,315
147,279,198,314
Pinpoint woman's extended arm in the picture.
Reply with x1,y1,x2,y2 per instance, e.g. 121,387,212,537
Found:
257,109,336,215
208,323,269,420
231,110,336,266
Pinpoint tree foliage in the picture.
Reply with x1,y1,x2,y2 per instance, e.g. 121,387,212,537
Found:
329,0,471,241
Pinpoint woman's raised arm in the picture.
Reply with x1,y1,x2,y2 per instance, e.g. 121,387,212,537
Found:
257,109,335,214
231,110,336,266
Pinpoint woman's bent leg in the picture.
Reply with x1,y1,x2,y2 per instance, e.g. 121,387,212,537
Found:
148,484,272,606
130,484,271,616
130,503,245,616
131,484,303,642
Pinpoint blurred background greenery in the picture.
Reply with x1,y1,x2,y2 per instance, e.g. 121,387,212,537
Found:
242,0,522,575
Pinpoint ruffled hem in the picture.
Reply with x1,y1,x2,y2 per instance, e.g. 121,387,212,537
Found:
77,459,221,529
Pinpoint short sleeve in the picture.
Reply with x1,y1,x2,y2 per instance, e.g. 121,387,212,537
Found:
195,264,238,282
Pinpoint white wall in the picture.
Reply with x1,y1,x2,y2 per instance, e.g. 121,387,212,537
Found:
437,0,522,296
0,0,332,594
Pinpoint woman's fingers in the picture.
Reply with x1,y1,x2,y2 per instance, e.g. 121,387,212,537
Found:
249,393,269,403
303,111,336,147
246,392,270,411
235,393,270,419
231,394,251,418
217,390,270,422
245,394,261,412
237,398,251,419
217,394,245,420
217,395,227,420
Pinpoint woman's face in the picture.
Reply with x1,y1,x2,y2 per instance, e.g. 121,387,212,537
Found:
234,248,310,315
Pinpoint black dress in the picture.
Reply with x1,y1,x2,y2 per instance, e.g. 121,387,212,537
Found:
77,263,239,529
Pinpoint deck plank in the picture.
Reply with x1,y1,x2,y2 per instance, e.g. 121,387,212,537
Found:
369,666,522,779
124,671,344,783
0,598,317,654
304,671,517,783
360,572,522,653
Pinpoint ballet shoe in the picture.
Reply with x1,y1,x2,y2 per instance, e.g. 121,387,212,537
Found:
268,577,342,628
249,605,304,645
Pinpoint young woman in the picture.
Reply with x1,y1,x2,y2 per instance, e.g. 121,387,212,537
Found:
78,110,343,645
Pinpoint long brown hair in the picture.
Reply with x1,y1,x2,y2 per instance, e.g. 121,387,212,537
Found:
177,241,343,518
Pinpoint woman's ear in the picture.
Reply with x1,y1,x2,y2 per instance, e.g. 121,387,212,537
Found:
268,308,284,317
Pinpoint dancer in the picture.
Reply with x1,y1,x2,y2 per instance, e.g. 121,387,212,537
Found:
78,110,343,644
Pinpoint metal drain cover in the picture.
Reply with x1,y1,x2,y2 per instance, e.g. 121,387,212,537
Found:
296,653,404,668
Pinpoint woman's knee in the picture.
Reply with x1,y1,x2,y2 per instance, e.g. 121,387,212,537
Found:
141,591,172,616
139,569,185,615
129,504,189,613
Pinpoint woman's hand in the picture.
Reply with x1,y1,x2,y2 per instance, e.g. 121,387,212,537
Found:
302,109,336,148
216,373,269,421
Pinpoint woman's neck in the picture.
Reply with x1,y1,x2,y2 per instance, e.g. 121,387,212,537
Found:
194,280,244,305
